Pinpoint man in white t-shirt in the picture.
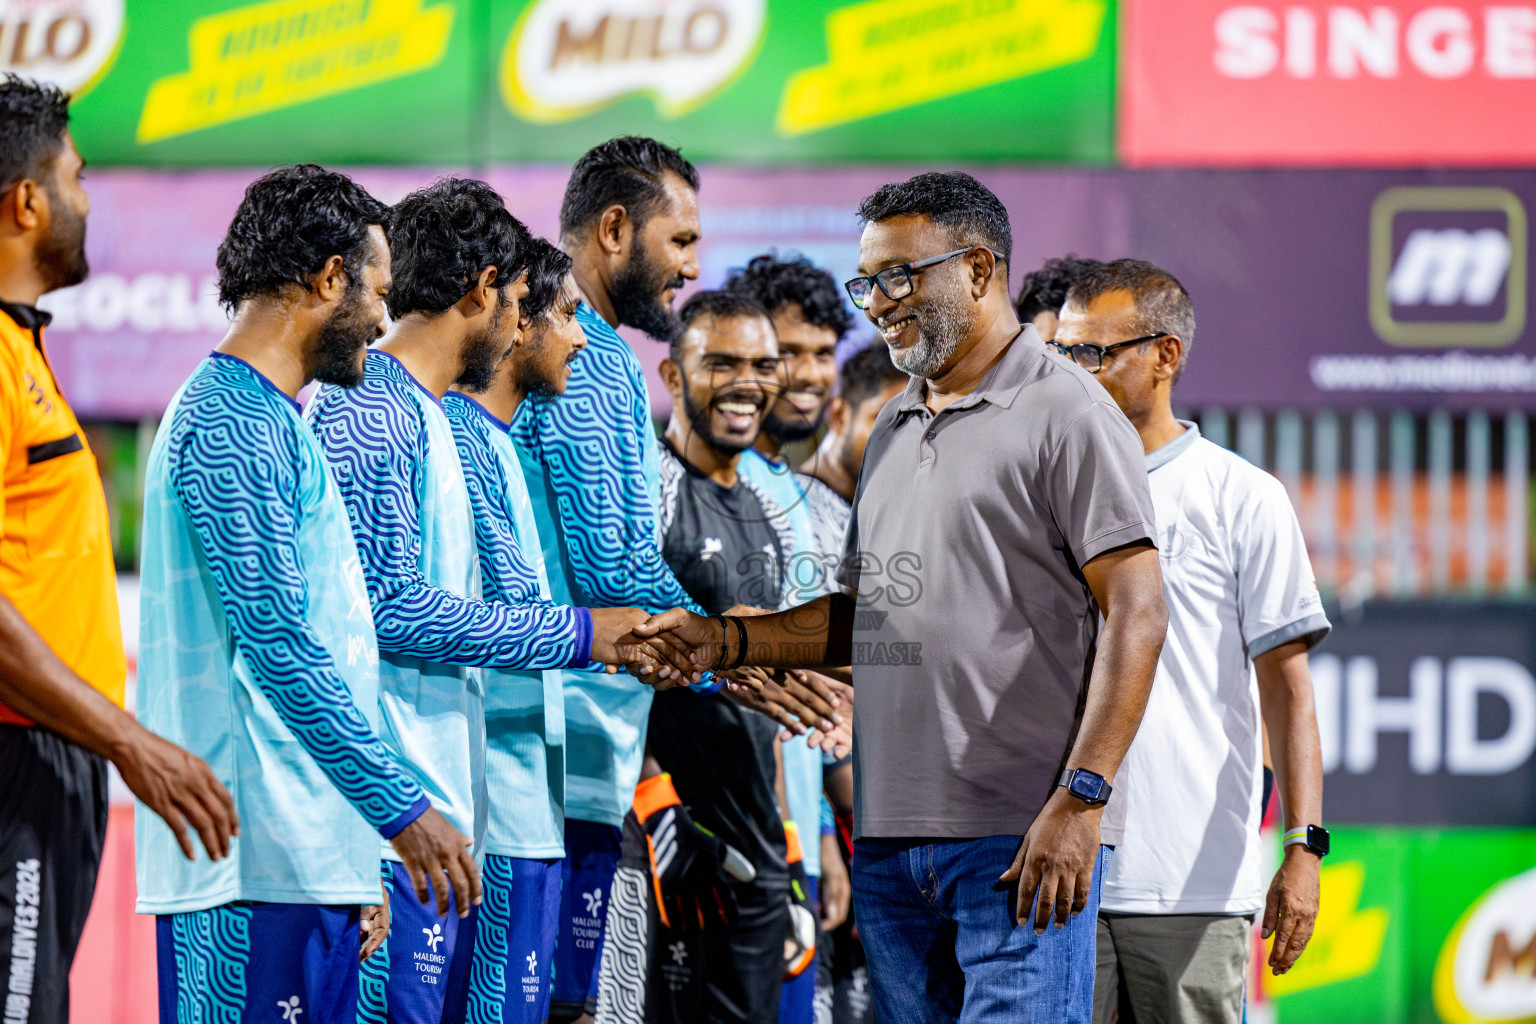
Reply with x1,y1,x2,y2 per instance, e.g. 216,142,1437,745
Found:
1053,260,1331,1024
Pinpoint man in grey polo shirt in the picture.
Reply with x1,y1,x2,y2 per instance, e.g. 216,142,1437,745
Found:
635,172,1170,1024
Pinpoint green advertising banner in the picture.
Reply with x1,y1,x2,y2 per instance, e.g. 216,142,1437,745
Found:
480,0,1115,164
47,0,482,166
2,0,1115,165
1266,828,1536,1024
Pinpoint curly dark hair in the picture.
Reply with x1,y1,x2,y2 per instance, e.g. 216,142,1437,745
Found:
559,136,699,239
1014,255,1105,322
387,177,534,319
839,341,909,410
857,172,1012,273
0,75,71,196
669,289,769,362
215,164,389,312
723,253,854,341
521,238,575,325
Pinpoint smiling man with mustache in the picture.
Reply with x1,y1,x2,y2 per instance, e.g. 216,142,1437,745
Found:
722,252,861,1024
634,172,1171,1024
647,289,801,1023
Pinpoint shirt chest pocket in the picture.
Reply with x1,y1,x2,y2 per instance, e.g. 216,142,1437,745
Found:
5,383,90,559
17,367,81,464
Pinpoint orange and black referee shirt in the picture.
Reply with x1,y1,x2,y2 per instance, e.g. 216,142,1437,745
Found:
0,299,125,726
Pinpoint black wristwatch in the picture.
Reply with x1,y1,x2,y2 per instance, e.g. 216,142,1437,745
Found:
1283,824,1330,858
1057,768,1112,807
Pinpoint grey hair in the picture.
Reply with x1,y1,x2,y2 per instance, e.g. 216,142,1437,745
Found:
1064,258,1196,384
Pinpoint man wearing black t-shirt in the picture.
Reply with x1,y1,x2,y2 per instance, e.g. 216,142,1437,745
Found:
647,289,794,1023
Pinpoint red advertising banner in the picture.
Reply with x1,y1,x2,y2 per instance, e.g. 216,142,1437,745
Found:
1121,0,1536,165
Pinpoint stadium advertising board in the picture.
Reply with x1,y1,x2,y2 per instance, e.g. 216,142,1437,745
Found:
479,0,1116,163
1308,601,1536,826
43,167,1536,421
1,0,1117,165
1271,603,1536,1019
1121,0,1536,165
1117,170,1536,412
1265,828,1536,1024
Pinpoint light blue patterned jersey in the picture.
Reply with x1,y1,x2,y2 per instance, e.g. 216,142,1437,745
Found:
137,354,429,914
310,351,589,856
509,302,705,827
445,392,572,859
738,449,828,877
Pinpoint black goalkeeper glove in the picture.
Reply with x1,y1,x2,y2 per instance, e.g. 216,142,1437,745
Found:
633,772,755,931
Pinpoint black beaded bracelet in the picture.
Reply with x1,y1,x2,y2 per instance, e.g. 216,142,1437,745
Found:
727,615,750,671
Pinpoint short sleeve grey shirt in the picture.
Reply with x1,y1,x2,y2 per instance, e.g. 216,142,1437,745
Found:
835,327,1156,843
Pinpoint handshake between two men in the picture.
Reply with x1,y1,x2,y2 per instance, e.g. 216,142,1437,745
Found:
593,594,856,757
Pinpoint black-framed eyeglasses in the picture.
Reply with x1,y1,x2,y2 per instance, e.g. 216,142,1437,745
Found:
1049,333,1168,373
844,247,1008,310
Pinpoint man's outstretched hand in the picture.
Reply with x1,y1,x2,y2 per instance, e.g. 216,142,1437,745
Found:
591,606,705,685
724,668,843,734
632,608,727,667
387,805,481,918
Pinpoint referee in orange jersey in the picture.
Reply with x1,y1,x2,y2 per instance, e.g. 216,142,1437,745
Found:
0,76,237,1024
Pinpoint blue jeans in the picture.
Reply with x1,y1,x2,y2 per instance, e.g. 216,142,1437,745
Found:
851,837,1111,1024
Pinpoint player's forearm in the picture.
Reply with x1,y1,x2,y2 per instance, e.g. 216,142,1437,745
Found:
1256,642,1324,829
374,583,591,669
0,594,139,755
736,593,856,668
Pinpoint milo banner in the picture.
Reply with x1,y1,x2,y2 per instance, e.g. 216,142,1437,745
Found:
1266,828,1536,1024
480,0,1114,163
0,0,1116,165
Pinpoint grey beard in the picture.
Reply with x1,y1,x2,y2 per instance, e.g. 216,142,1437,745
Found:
889,287,973,379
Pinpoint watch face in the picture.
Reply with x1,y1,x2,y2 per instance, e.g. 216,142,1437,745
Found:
1308,825,1330,856
1070,772,1105,802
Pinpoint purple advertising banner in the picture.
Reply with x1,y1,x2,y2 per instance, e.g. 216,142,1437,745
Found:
40,167,1536,419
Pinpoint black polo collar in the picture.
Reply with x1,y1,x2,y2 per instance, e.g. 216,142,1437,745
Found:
0,298,51,334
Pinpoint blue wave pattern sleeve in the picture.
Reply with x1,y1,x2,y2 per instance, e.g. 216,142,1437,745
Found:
509,304,703,617
170,361,428,834
444,394,591,655
136,354,424,915
446,392,572,858
509,303,704,827
308,351,491,851
309,352,588,670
